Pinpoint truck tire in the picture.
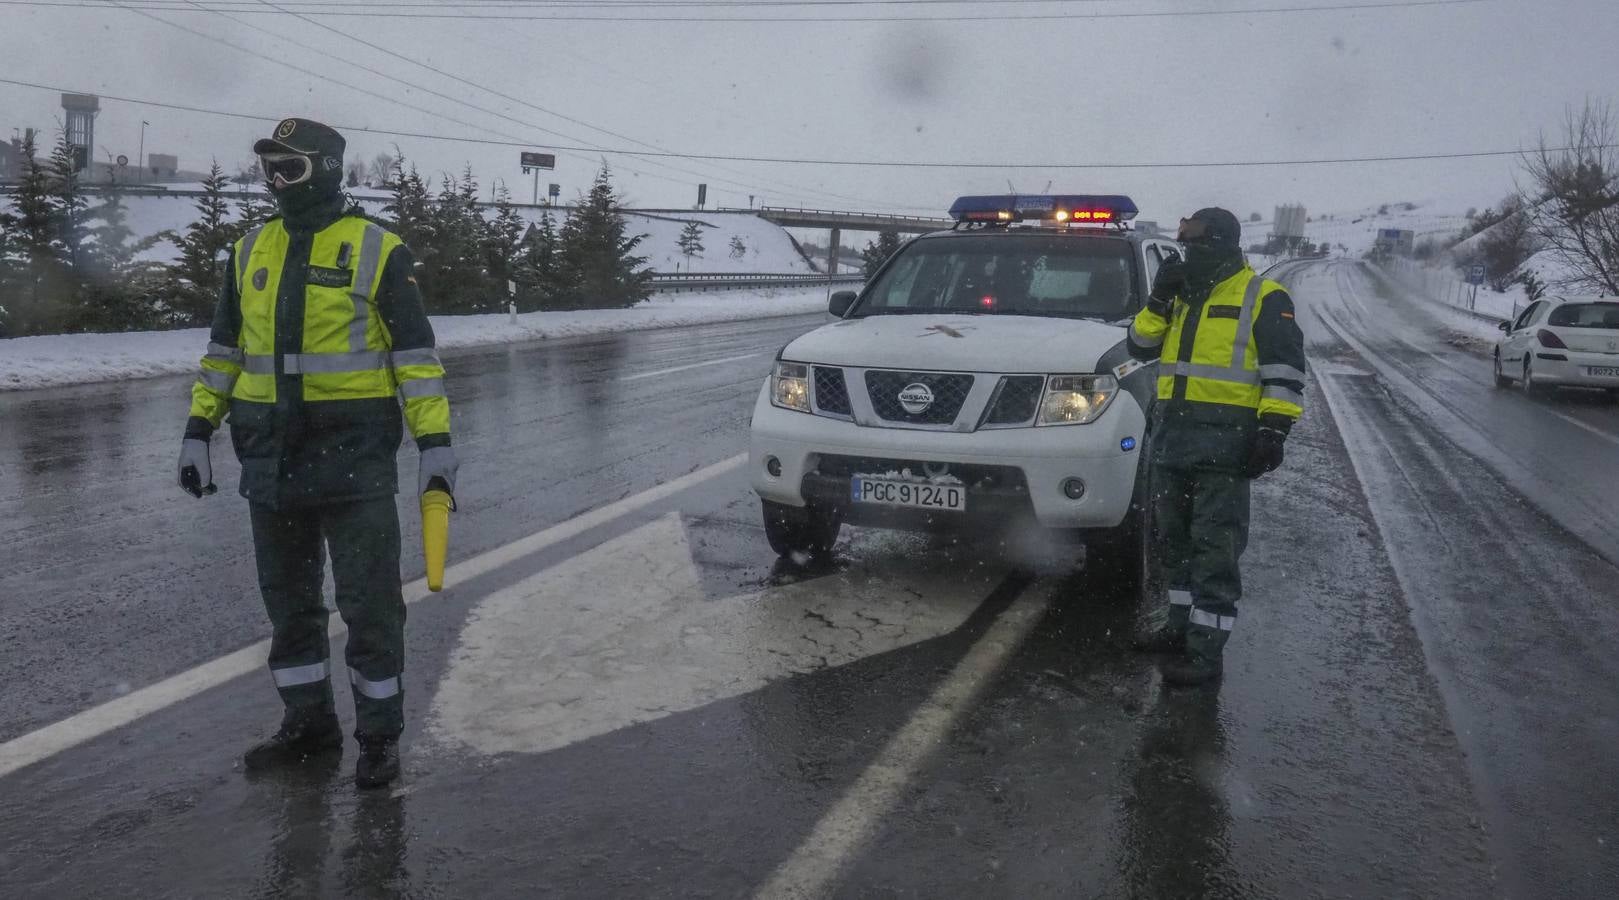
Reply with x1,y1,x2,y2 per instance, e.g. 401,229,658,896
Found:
1081,456,1153,603
762,499,842,559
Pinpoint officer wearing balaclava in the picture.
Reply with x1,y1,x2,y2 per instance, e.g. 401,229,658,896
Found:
177,118,459,787
1125,208,1308,686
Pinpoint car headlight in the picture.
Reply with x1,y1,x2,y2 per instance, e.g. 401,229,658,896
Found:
772,361,811,412
1037,374,1118,425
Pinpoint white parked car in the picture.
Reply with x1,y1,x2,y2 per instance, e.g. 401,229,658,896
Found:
749,194,1172,588
1494,296,1619,397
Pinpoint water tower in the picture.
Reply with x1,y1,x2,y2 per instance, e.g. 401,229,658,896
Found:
60,93,99,173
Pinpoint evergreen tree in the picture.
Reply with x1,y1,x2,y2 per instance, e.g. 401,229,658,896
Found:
381,158,439,309
48,128,90,274
516,209,564,311
861,231,902,278
235,185,277,231
556,164,652,309
158,161,239,325
425,167,493,313
677,220,705,264
486,186,525,307
729,235,747,259
78,185,162,331
0,203,17,336
8,130,74,335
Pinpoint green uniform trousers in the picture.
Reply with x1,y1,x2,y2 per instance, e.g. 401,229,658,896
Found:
248,497,406,740
1150,464,1250,662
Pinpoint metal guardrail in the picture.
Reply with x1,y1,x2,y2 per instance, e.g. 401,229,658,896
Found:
649,272,865,293
750,206,950,227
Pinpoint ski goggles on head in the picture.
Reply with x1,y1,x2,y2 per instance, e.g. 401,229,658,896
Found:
260,152,314,188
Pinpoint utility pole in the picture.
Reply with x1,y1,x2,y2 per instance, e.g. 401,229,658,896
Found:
137,120,148,185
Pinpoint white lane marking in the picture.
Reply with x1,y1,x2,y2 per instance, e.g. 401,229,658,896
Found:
0,454,747,780
429,513,1007,757
1540,405,1619,450
618,352,764,382
755,580,1050,900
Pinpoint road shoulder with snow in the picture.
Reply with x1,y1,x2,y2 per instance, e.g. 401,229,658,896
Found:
0,285,836,392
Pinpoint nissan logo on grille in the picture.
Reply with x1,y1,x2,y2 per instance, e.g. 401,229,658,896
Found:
898,382,935,415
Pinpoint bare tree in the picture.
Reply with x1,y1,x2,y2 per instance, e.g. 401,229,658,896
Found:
368,151,398,188
1519,100,1619,296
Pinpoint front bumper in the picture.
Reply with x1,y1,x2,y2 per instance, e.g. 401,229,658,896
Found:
749,384,1147,530
1534,351,1619,388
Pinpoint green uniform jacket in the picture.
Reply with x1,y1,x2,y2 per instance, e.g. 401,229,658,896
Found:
185,212,448,508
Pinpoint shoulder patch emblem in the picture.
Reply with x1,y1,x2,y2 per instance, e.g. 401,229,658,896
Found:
276,118,297,139
252,267,269,291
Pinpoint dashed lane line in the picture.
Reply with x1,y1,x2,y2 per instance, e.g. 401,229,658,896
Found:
0,453,747,781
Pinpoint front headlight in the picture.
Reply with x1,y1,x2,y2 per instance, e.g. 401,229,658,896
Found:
1037,374,1118,425
772,361,811,412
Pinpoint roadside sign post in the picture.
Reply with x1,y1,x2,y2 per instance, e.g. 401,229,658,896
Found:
520,151,556,205
697,183,707,210
548,183,560,205
1465,265,1485,310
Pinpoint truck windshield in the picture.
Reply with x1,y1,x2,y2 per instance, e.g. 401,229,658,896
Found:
854,234,1137,320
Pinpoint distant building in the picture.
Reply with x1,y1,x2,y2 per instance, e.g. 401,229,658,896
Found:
0,135,23,180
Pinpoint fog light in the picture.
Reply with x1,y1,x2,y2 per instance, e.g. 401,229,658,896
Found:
766,456,783,477
1062,478,1086,500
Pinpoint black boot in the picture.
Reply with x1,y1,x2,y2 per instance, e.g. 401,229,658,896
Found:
356,738,400,789
1131,628,1186,654
1160,651,1223,687
243,713,343,771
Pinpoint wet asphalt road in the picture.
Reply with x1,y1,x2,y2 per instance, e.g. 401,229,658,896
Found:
0,270,1615,899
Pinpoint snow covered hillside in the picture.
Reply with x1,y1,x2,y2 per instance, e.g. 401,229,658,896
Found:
1242,196,1476,258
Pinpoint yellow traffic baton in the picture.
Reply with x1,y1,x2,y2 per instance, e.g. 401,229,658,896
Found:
421,476,454,592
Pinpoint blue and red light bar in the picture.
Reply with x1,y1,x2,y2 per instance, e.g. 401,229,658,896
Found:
949,194,1139,225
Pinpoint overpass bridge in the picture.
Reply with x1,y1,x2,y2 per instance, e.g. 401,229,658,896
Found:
728,206,955,275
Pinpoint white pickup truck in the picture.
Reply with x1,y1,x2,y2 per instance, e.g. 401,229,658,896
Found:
750,195,1180,589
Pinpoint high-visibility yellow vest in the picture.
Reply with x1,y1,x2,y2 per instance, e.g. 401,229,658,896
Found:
1129,267,1302,420
189,215,450,440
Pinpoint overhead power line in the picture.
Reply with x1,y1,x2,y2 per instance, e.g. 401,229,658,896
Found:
0,0,1488,22
239,0,909,208
86,0,918,207
1,75,1591,173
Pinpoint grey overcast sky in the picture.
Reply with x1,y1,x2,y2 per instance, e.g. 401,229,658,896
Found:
3,0,1616,220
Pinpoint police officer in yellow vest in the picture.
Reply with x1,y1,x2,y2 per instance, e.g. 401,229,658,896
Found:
1126,208,1306,686
176,118,457,787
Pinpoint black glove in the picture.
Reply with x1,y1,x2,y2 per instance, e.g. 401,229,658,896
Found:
1148,260,1185,317
1245,422,1288,479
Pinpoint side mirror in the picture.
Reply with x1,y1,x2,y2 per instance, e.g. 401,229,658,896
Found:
829,290,858,317
1497,321,1510,332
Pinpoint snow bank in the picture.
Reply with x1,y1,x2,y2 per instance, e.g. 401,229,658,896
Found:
0,285,832,392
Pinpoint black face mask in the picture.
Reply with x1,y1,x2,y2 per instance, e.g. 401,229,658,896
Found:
1183,242,1242,288
270,170,343,227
